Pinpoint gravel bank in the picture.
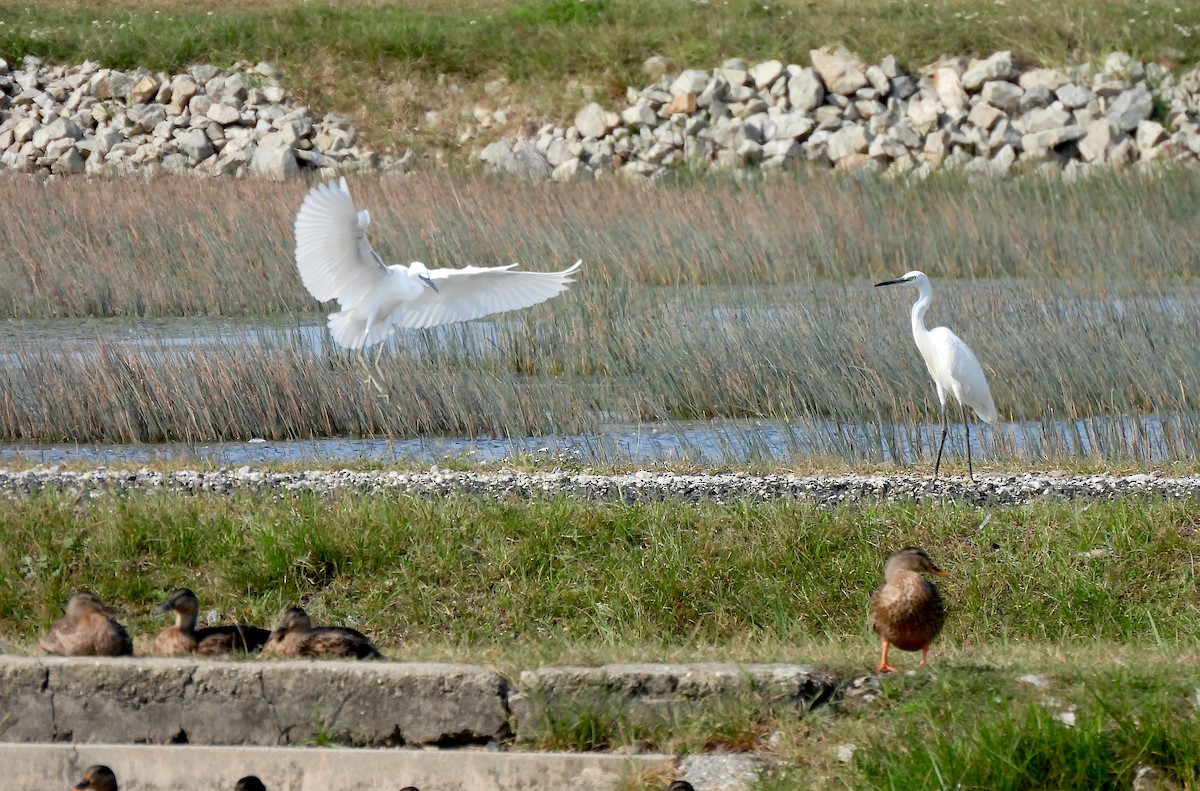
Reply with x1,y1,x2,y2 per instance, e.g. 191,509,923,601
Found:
1,467,1196,505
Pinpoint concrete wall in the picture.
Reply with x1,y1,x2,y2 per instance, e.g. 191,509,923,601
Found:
2,743,676,791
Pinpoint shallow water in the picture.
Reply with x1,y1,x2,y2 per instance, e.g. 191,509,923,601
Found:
0,413,1180,467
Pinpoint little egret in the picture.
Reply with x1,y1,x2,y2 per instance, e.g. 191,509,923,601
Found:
294,178,582,352
875,270,997,481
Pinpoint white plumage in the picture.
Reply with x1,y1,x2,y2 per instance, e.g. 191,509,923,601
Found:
294,178,582,350
876,270,997,481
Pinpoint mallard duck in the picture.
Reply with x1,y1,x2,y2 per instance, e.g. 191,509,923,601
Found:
261,607,383,660
71,765,118,791
152,588,270,657
40,593,133,657
868,547,947,672
234,777,266,791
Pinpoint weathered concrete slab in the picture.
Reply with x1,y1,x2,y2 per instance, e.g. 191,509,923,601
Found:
0,743,677,791
0,657,510,747
509,663,839,741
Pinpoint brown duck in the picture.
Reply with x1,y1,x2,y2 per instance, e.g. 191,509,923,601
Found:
868,547,947,672
152,588,270,657
71,764,118,791
261,607,383,660
40,592,133,657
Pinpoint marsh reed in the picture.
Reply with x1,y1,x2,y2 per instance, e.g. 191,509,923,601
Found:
3,171,1199,462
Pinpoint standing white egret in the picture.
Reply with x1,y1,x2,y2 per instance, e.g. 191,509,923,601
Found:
294,178,582,352
875,270,997,482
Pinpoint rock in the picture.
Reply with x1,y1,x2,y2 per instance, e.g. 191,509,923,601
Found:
206,102,241,126
749,60,784,90
679,754,769,791
1019,68,1070,92
1055,83,1097,110
809,49,868,96
825,124,869,161
670,69,710,97
574,102,615,139
249,142,299,180
1077,119,1123,163
770,112,814,141
787,68,825,113
12,116,39,144
663,93,698,116
1107,86,1154,132
1022,124,1084,155
967,102,1004,131
510,141,553,178
961,51,1018,90
128,74,160,105
1135,120,1166,150
934,68,968,117
552,157,593,182
30,116,81,151
178,128,215,162
621,102,657,127
1022,104,1073,134
981,80,1024,112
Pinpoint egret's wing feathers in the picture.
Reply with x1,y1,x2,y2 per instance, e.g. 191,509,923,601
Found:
390,260,582,330
294,177,386,307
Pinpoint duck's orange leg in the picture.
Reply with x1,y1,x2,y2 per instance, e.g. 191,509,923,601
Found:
875,640,897,673
919,644,931,667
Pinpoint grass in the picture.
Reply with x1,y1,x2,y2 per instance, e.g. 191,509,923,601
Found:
2,492,1198,649
3,490,1200,788
2,172,1200,461
2,0,1200,154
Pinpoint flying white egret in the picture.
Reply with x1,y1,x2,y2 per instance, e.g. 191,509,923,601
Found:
294,178,582,353
875,270,997,482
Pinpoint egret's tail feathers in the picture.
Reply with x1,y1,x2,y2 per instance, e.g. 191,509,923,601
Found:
327,310,394,350
327,311,367,350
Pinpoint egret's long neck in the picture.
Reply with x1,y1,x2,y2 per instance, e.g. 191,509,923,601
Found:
909,283,933,346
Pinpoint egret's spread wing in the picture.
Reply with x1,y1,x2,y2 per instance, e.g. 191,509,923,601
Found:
389,260,582,329
294,177,386,307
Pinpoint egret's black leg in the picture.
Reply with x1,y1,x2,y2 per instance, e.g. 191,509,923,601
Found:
933,405,950,480
962,403,974,483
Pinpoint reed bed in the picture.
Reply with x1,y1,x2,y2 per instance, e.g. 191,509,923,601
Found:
1,171,1199,318
4,172,1200,462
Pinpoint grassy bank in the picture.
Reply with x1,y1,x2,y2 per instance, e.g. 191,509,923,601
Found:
2,0,1199,154
2,492,1196,649
2,491,1200,788
2,173,1200,459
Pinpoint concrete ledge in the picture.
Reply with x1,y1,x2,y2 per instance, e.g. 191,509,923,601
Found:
0,657,839,753
0,657,511,747
0,743,676,791
510,663,839,742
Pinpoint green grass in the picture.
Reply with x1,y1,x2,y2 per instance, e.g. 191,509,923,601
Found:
3,492,1198,650
4,490,1200,788
2,0,1200,152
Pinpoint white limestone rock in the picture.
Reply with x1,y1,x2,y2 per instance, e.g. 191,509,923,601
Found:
574,103,616,139
1107,86,1154,132
809,49,868,96
962,51,1018,91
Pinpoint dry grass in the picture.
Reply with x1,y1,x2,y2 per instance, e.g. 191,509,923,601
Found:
1,172,1199,462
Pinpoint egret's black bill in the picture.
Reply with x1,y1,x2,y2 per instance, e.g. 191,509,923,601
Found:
419,274,440,293
875,277,909,287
